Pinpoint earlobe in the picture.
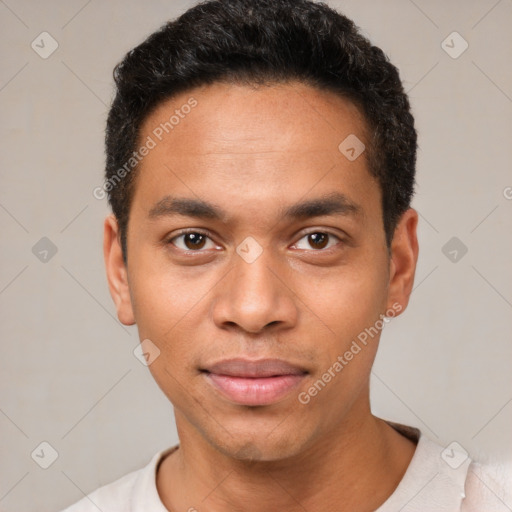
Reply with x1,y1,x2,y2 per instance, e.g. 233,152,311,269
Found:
385,208,419,315
103,214,136,326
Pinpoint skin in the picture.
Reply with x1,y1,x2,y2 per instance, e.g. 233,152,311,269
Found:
104,81,419,511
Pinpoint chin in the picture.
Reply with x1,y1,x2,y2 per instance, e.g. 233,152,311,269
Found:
204,421,313,463
217,439,301,463
173,385,325,463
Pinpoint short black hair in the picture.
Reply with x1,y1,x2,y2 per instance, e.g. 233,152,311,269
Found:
104,0,417,263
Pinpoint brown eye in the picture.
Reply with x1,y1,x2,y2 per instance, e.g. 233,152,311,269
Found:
294,231,341,251
308,233,328,249
183,233,206,250
170,232,216,251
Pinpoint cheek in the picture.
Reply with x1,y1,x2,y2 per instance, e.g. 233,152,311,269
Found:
298,258,388,347
128,252,214,337
127,257,217,394
295,272,386,415
303,256,389,402
131,268,203,406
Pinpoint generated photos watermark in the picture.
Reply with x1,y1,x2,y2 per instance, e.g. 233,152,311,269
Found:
93,97,198,200
298,302,403,405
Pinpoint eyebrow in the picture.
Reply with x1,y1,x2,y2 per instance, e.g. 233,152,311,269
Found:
148,192,364,223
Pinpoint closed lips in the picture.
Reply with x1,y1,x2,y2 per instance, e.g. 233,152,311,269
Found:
202,358,308,406
202,358,308,378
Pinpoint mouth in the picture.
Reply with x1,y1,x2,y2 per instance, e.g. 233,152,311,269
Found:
201,358,308,406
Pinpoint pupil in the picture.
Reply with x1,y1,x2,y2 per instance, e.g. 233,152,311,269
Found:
185,233,205,250
309,233,327,249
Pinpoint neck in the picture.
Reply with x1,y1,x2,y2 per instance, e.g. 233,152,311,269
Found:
157,400,416,512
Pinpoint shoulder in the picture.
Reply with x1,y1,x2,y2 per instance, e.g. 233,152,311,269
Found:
59,447,176,512
462,459,512,512
379,422,511,512
59,467,142,512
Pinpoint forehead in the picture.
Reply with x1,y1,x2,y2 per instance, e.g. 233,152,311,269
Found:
131,81,379,229
139,81,368,157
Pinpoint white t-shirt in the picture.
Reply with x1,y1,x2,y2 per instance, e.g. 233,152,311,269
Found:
60,424,511,511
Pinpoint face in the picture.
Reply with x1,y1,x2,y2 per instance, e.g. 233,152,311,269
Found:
104,81,418,461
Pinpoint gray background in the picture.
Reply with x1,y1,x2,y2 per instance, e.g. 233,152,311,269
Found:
1,0,511,510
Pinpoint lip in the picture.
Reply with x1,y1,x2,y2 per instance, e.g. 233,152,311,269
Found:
202,358,308,406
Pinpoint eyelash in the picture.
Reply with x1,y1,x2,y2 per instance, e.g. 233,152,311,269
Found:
166,228,343,254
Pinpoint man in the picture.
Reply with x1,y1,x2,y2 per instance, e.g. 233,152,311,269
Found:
62,0,508,510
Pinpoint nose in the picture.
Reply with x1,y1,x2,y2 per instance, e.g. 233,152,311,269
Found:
211,247,298,334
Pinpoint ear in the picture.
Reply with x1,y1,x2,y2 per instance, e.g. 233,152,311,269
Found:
103,214,136,326
385,208,419,315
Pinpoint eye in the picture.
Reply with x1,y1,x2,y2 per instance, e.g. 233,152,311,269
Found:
168,230,218,251
293,231,342,251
